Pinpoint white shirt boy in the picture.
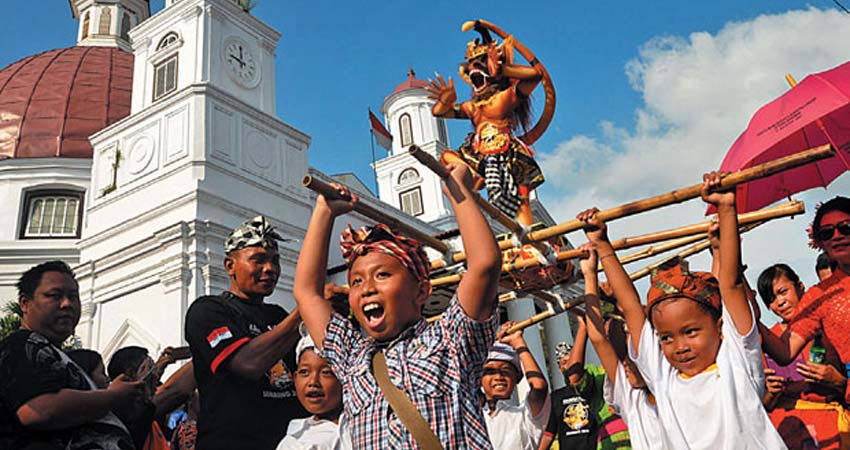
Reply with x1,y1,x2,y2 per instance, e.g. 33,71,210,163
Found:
603,361,672,450
632,303,787,450
276,416,340,450
483,394,551,450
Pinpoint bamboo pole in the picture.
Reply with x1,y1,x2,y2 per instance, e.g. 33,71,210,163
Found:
598,200,803,270
524,144,832,242
302,175,450,253
627,221,764,281
429,200,804,287
427,145,829,270
505,295,588,334
408,145,525,235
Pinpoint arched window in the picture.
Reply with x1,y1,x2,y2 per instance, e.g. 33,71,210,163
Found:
20,190,84,239
437,119,448,145
98,7,112,35
398,168,419,185
120,13,132,41
399,113,413,147
81,12,90,40
156,32,180,51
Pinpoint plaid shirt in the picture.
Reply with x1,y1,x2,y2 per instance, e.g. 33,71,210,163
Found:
322,295,498,449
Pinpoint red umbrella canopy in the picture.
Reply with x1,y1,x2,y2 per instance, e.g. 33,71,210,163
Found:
716,60,850,213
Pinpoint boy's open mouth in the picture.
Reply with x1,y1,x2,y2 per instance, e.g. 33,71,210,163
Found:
362,302,386,328
305,389,326,400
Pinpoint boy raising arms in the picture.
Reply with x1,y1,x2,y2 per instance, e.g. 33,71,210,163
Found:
293,164,502,449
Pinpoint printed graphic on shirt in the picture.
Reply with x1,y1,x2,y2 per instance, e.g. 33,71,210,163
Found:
264,359,296,398
562,397,591,432
207,326,233,348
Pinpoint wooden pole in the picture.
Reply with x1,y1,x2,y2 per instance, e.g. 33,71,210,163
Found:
506,295,588,334
598,200,803,270
302,175,450,253
524,144,832,243
427,145,829,270
627,221,764,281
408,145,525,235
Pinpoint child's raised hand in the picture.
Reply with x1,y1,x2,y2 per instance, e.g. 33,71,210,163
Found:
497,321,525,348
577,243,598,277
576,207,609,243
700,171,736,208
318,182,358,217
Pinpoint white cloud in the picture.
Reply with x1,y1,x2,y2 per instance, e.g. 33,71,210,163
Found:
537,7,850,319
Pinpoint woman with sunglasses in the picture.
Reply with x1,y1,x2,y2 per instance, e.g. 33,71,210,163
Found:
761,196,850,438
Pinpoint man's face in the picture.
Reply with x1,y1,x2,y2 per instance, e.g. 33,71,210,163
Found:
294,349,342,418
347,252,429,341
20,271,80,345
481,360,519,401
651,297,721,377
225,246,280,299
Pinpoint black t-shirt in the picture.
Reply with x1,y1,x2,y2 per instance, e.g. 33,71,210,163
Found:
546,384,597,450
185,292,306,450
0,330,133,450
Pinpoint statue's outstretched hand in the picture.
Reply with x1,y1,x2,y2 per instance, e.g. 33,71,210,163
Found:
426,73,457,114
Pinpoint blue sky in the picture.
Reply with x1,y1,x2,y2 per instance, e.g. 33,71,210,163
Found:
4,1,850,320
0,0,824,184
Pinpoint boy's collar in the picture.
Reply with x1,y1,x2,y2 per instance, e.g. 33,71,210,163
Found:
369,317,428,350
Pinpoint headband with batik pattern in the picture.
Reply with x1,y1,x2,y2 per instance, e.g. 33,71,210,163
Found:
340,223,430,283
646,259,721,316
225,216,287,254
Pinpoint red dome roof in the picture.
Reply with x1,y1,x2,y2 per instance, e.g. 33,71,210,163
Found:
0,46,133,160
391,69,429,96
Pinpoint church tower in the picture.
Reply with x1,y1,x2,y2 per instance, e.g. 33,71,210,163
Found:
70,0,151,52
374,70,454,228
74,0,311,355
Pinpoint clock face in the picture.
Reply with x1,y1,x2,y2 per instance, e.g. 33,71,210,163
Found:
223,38,259,87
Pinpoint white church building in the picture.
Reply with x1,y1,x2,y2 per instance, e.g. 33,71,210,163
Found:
0,0,582,388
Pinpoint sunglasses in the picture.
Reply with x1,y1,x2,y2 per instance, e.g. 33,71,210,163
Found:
815,220,850,242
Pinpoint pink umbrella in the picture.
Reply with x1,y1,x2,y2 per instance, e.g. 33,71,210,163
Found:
714,60,850,213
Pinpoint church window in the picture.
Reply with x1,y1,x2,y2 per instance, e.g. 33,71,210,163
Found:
81,12,90,39
399,187,423,217
156,32,180,51
98,7,112,35
399,113,413,147
120,13,132,41
153,54,178,101
20,191,84,239
398,168,419,185
437,118,448,145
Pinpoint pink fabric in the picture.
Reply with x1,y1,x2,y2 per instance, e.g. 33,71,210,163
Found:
712,60,850,213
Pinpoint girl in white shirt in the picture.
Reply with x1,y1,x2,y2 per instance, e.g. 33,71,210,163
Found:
575,171,786,450
576,243,671,450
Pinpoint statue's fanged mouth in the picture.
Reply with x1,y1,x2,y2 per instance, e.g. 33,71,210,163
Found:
470,69,489,93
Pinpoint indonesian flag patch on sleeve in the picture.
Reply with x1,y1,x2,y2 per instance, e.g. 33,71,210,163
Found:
207,326,233,348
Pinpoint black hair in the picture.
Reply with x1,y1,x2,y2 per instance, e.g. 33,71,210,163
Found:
815,252,838,272
757,264,801,308
812,196,850,238
107,346,149,380
16,260,75,300
67,349,104,376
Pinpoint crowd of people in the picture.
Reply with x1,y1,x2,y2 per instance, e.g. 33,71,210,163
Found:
1,165,849,450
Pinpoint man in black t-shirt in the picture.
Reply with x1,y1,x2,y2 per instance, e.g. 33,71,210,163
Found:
1,261,140,450
185,216,305,450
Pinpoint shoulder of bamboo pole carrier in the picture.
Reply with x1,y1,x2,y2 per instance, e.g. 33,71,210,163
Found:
524,145,831,243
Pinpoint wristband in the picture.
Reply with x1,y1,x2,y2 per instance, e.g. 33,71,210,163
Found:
599,253,617,262
515,346,531,354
